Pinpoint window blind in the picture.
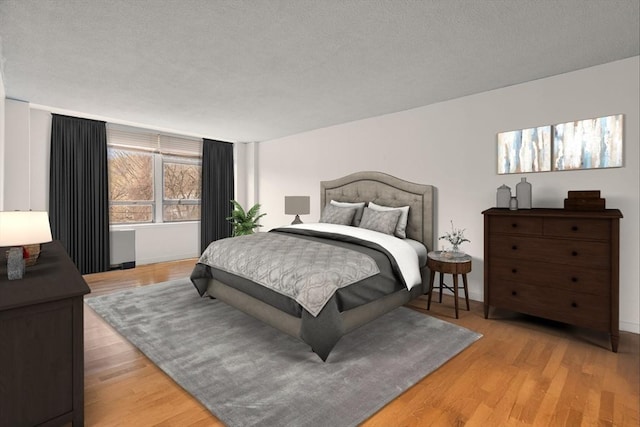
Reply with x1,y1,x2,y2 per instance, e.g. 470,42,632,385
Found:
159,134,203,157
107,124,203,156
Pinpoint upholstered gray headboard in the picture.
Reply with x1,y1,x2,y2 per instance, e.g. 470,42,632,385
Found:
320,171,435,251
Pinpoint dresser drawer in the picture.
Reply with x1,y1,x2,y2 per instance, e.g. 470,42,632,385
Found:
488,235,610,269
489,216,542,235
489,283,610,331
543,218,610,240
489,257,609,296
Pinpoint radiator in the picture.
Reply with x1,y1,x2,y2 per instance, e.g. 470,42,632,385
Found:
110,229,136,269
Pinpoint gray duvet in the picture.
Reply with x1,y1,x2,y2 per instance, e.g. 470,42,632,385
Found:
198,231,379,316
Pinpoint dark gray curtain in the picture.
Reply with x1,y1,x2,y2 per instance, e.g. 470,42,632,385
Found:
49,114,110,274
201,139,234,253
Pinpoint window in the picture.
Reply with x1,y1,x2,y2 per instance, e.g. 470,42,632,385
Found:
162,156,201,222
108,149,154,223
107,126,202,225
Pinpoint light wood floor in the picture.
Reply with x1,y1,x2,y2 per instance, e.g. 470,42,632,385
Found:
82,260,639,426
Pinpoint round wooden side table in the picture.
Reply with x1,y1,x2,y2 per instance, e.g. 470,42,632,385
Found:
426,251,472,319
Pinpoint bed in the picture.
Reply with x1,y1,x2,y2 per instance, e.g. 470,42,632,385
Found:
190,171,435,361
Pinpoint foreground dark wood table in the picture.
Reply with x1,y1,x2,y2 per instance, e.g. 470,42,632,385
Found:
0,241,90,426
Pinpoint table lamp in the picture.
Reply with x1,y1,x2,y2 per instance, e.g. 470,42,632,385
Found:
0,211,53,280
284,196,310,225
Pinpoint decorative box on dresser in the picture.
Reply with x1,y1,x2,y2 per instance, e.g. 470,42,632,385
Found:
482,208,623,352
0,241,90,426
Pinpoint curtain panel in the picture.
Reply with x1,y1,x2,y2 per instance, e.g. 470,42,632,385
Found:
49,114,110,274
201,139,234,253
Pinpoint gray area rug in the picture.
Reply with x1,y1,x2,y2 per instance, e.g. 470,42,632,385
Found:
85,278,481,427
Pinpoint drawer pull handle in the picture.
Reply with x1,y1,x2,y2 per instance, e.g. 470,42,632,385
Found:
571,277,578,282
571,302,578,308
571,251,578,256
512,245,518,250
512,268,517,274
511,223,518,228
571,226,579,231
511,291,517,296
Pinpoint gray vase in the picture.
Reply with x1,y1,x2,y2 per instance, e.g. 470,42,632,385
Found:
509,196,518,210
516,177,532,209
496,185,511,208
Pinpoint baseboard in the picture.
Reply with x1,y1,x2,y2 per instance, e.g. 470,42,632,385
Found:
468,290,483,302
620,321,640,334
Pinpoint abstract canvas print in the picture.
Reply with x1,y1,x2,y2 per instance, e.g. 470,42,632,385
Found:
553,114,623,171
497,126,551,174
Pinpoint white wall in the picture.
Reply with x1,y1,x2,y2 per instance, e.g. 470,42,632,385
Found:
2,100,51,211
111,222,200,265
28,108,50,210
258,57,640,333
234,141,259,209
3,99,30,210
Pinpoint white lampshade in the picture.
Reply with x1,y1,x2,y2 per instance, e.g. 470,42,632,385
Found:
0,211,53,246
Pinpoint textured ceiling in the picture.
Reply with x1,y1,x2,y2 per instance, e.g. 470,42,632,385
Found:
0,0,638,142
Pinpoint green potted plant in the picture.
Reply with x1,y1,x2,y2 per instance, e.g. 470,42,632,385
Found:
227,200,266,236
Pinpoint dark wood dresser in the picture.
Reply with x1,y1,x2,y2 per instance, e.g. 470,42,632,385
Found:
0,241,90,426
482,208,623,352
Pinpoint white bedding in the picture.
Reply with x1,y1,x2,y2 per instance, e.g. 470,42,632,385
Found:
281,223,422,290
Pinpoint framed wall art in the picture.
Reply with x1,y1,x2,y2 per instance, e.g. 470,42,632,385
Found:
552,114,623,171
497,126,551,174
497,114,624,174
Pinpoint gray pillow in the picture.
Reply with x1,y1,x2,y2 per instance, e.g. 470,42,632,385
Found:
358,207,402,236
330,200,365,226
320,204,357,225
368,202,410,238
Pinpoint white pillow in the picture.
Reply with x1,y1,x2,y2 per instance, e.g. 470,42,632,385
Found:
367,201,410,239
330,200,365,226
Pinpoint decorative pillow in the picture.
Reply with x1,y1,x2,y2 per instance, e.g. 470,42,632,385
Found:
330,200,365,226
367,202,410,238
319,204,357,225
358,207,401,236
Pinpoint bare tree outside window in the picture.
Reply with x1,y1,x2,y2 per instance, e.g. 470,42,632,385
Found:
108,148,202,224
162,159,201,222
108,149,154,223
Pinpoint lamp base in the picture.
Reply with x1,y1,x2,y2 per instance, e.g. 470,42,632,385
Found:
291,215,303,225
24,244,42,266
7,247,25,280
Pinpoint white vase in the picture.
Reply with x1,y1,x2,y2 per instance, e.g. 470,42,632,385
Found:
516,177,532,209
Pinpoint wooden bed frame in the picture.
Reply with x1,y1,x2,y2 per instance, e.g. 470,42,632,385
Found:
204,171,435,355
